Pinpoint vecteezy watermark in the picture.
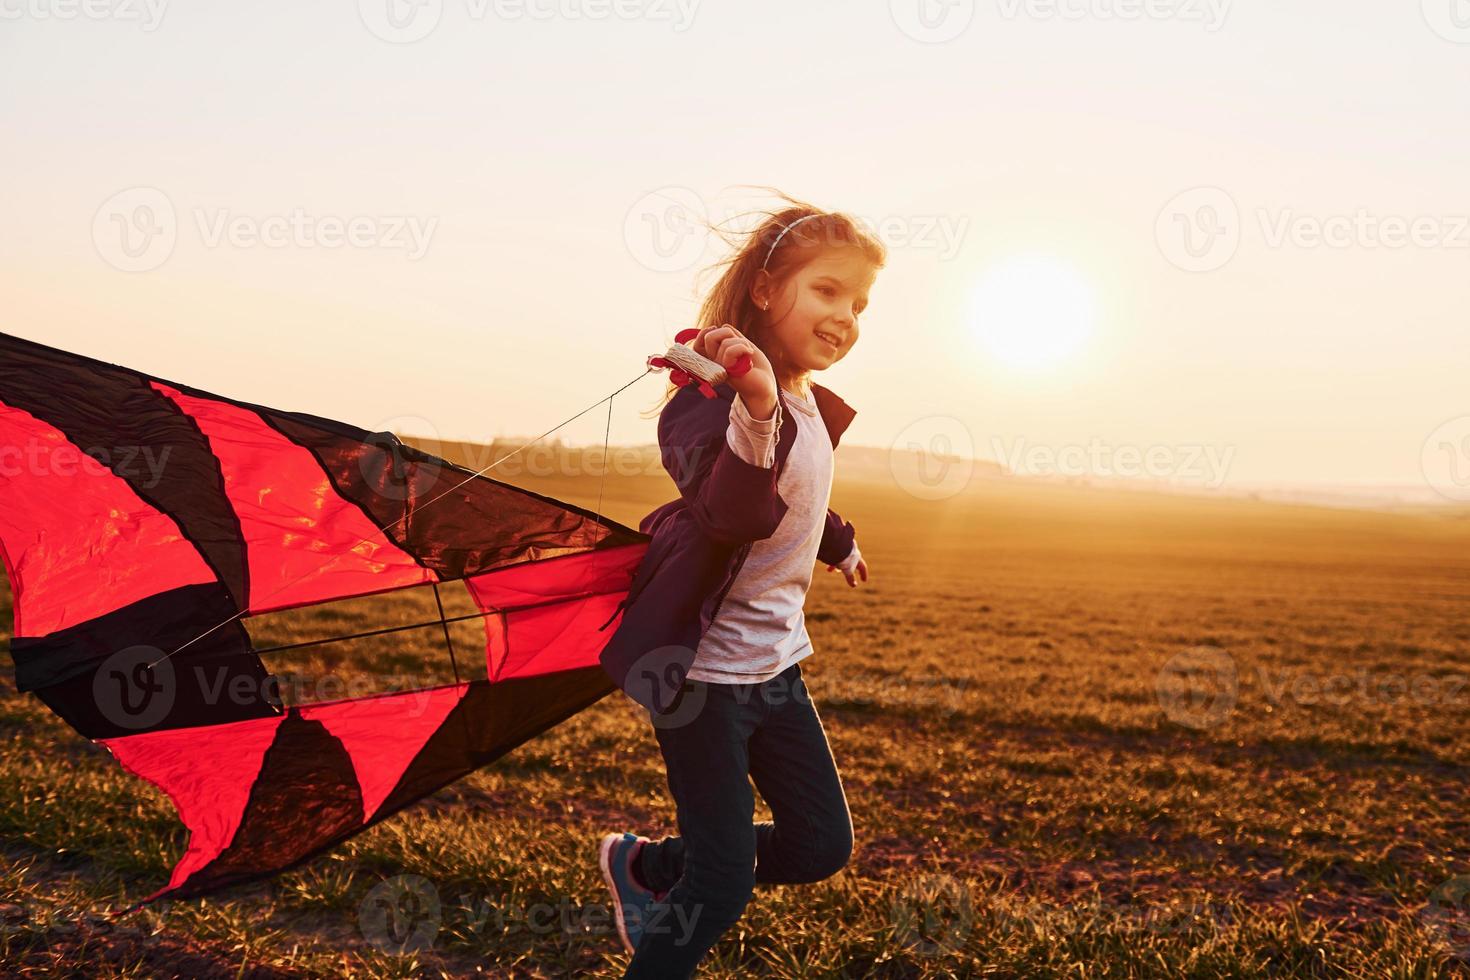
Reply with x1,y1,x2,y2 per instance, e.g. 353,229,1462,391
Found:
990,436,1236,489
1157,187,1470,272
992,892,1233,938
91,647,449,731
889,416,977,502
817,672,970,719
1257,667,1469,709
0,902,149,939
889,875,1231,955
358,874,702,953
92,187,438,272
624,645,708,730
92,187,178,273
0,439,171,489
1155,187,1241,273
622,186,971,273
1256,210,1470,251
375,413,746,486
890,874,974,956
1155,645,1238,729
1422,875,1470,960
855,213,969,262
460,890,701,945
1421,0,1470,43
623,186,710,274
1422,416,1470,503
891,0,1229,43
490,443,672,480
357,420,436,504
0,0,168,30
994,0,1230,30
358,0,700,43
360,875,443,953
193,209,437,259
632,660,970,730
1156,649,1468,730
358,0,444,43
890,0,976,43
93,646,178,731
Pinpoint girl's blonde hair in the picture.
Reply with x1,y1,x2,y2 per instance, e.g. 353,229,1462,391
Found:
640,188,887,419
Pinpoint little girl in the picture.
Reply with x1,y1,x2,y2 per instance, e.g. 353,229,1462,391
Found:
596,197,886,977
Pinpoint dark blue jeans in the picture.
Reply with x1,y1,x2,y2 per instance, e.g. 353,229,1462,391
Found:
623,660,854,979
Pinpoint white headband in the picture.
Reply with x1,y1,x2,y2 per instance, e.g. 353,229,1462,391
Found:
761,213,822,270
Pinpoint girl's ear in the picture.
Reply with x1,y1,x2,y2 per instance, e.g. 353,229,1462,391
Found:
749,269,773,311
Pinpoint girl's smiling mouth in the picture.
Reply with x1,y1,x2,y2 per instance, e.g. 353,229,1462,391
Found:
815,330,841,350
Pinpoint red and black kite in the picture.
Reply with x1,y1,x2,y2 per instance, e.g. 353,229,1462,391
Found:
0,331,648,908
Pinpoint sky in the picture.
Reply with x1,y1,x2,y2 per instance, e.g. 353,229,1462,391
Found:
2,0,1467,495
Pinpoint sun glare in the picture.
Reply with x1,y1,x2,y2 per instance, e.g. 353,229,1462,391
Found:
969,255,1097,371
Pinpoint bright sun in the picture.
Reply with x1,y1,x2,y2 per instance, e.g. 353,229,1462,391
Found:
969,254,1097,371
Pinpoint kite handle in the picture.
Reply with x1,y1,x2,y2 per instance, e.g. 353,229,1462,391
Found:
647,329,753,399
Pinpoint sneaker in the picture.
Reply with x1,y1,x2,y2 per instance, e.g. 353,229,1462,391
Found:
598,831,670,954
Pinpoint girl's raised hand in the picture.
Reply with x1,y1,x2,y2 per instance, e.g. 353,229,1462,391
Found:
692,323,777,418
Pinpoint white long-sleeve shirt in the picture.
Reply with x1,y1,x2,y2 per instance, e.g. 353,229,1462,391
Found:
684,386,861,684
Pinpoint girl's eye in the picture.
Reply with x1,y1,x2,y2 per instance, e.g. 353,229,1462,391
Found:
816,285,836,296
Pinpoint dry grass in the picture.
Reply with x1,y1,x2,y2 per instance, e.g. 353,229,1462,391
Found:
3,454,1469,977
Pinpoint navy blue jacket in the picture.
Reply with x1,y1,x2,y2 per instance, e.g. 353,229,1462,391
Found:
597,379,858,713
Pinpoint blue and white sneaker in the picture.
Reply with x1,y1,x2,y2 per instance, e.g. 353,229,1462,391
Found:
598,831,670,954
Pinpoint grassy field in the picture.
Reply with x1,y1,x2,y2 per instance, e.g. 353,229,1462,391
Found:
3,448,1469,977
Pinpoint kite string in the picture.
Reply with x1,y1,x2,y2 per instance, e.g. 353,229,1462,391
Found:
594,388,613,529
146,364,657,671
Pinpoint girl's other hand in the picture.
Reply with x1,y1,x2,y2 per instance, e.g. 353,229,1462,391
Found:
826,557,869,588
692,323,778,419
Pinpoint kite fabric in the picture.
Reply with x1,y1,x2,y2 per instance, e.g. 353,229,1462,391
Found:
0,330,649,906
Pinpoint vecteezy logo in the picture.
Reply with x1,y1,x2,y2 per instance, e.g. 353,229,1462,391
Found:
1155,645,1238,729
93,187,177,273
92,645,175,730
358,0,443,43
890,873,974,956
622,187,709,273
1422,875,1470,960
890,0,975,43
1422,416,1470,502
889,415,976,501
1422,0,1470,43
359,414,443,502
1155,187,1241,272
627,646,709,730
359,875,443,953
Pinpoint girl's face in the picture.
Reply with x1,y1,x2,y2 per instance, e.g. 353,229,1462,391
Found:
754,247,877,382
